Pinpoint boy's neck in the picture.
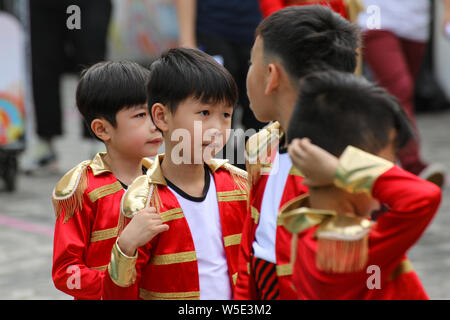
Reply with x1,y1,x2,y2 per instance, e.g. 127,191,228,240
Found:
275,85,298,147
104,148,143,186
161,145,207,198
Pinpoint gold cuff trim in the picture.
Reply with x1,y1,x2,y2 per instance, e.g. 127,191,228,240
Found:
288,166,304,177
90,226,119,243
160,208,184,223
108,240,137,287
88,181,123,202
150,251,197,265
90,264,108,271
224,234,242,247
232,272,238,285
139,288,200,300
334,146,394,195
247,262,251,275
389,259,414,281
251,206,260,225
276,264,292,277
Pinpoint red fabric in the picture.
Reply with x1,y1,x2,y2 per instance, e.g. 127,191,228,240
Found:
259,0,347,18
52,168,124,300
252,256,280,300
102,168,247,299
362,30,427,174
235,161,309,300
292,165,441,299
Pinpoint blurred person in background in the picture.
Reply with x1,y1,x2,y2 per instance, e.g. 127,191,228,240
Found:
23,0,112,174
258,0,348,18
358,0,450,188
175,0,265,137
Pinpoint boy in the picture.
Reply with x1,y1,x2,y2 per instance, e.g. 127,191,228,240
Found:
52,61,163,299
235,5,360,300
101,48,248,300
283,70,441,299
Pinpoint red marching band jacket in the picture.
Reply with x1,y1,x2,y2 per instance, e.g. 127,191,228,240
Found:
234,122,309,300
258,0,349,19
280,146,442,300
51,153,153,300
101,155,248,300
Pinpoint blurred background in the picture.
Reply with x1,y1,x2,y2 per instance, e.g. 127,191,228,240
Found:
0,0,450,299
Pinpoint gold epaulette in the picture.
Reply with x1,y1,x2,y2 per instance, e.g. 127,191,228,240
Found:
334,146,394,195
121,175,153,218
52,160,91,223
279,197,373,274
222,162,249,196
246,121,283,186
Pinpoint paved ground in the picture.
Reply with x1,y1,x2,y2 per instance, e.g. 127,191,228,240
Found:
0,76,450,299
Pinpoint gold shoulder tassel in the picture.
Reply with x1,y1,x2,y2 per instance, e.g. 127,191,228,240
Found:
52,161,90,223
315,214,373,273
224,163,249,196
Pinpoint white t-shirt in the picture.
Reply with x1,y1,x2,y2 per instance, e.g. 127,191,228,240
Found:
167,170,232,300
358,0,430,42
252,151,292,263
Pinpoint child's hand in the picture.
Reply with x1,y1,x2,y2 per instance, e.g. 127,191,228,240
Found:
288,138,339,187
118,207,169,256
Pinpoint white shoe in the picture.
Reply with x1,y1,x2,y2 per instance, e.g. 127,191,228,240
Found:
20,138,58,175
419,163,446,189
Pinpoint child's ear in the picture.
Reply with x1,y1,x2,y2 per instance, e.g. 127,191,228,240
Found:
91,118,111,142
264,62,281,95
151,103,169,132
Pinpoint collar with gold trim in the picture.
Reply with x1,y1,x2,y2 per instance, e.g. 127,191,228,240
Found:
146,154,229,186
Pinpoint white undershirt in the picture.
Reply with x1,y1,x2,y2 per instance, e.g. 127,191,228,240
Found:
252,152,292,263
167,172,232,300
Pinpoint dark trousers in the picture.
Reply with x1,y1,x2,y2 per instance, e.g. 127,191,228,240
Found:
29,0,111,139
362,30,427,175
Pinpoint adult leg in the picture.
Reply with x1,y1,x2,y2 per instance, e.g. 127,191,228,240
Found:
362,30,427,175
67,0,112,139
29,0,65,139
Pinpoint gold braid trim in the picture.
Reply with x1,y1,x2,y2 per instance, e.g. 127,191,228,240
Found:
52,161,90,223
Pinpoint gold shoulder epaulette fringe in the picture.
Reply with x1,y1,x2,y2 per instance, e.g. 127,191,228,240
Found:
223,163,249,196
52,160,91,223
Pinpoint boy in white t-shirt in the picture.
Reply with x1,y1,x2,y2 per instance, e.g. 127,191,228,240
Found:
101,48,249,300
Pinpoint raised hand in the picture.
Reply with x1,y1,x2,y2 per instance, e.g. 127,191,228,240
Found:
288,138,339,187
117,207,169,256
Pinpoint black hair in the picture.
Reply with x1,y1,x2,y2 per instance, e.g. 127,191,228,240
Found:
255,5,360,81
287,70,414,156
147,48,238,115
76,61,150,129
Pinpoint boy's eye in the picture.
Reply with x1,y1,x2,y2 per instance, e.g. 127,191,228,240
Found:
223,113,231,118
135,112,147,118
199,110,210,116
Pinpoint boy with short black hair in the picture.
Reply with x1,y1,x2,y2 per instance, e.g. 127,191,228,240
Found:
283,70,441,299
102,48,248,300
235,5,360,300
52,61,163,299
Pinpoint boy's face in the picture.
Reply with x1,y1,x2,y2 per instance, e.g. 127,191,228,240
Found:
108,104,162,159
161,97,233,163
247,36,275,122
